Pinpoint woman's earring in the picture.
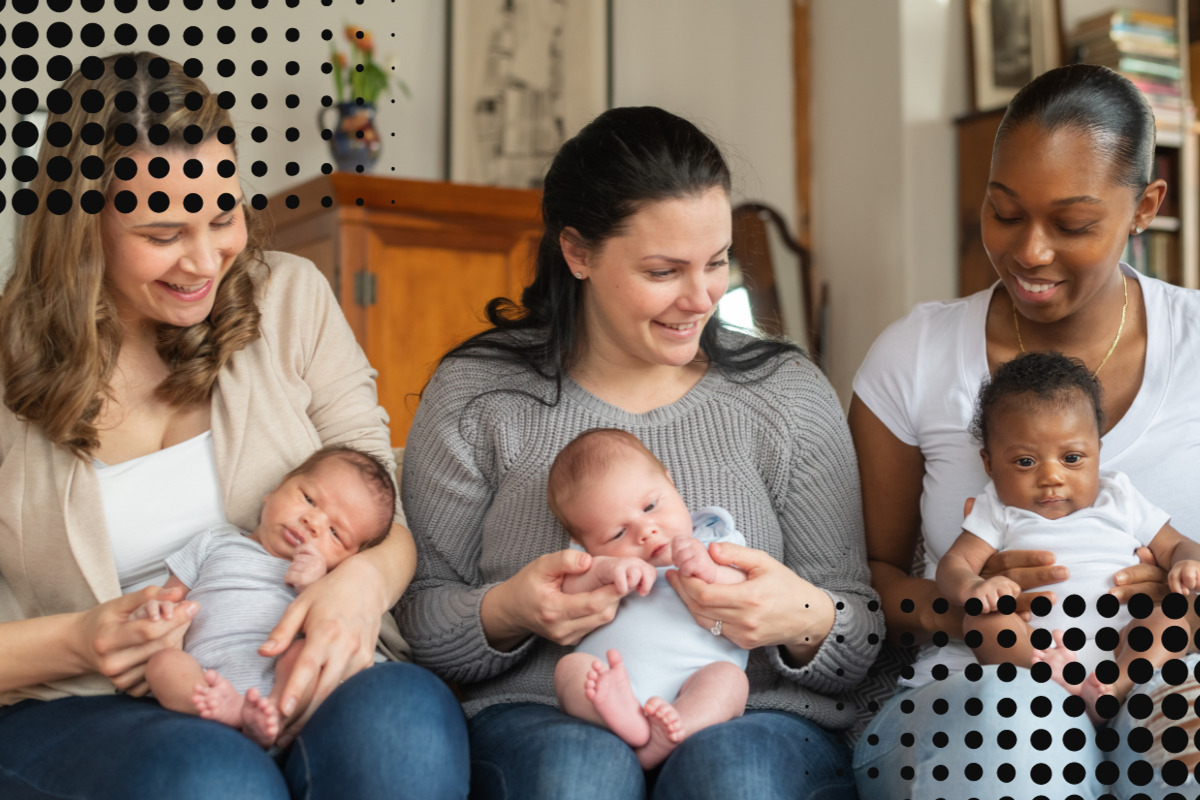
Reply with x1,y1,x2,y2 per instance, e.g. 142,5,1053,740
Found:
1134,226,1143,235
574,272,584,279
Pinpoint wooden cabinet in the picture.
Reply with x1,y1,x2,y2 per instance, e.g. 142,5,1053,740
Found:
264,175,542,445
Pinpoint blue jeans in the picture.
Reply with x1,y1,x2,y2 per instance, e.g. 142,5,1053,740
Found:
0,662,469,800
468,702,856,800
853,660,1200,800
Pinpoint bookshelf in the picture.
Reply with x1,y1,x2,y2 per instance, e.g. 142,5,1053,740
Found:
957,0,1199,293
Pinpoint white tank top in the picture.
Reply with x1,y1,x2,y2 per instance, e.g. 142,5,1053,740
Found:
95,430,227,593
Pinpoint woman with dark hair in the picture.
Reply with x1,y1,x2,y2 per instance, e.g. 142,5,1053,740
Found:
0,52,468,799
399,106,882,798
851,63,1200,799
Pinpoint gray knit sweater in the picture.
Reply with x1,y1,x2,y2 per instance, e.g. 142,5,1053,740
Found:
397,335,882,729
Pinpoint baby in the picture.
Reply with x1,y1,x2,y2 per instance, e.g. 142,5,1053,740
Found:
548,428,749,769
936,352,1200,722
133,445,395,746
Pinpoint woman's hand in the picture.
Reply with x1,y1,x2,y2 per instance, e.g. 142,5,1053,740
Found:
259,554,387,747
74,585,198,695
664,542,835,664
1110,546,1169,603
978,548,1068,619
481,549,625,651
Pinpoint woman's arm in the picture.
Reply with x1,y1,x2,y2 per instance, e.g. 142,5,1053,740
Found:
849,394,969,646
0,586,196,695
669,368,883,693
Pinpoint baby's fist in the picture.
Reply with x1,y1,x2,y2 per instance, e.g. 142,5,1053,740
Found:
1168,560,1200,596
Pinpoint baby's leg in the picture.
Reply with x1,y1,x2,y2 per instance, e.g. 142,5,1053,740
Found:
558,649,650,747
965,610,1035,667
146,649,214,716
635,661,749,770
245,640,305,747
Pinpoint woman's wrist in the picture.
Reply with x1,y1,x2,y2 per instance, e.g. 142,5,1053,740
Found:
782,588,836,666
479,579,527,652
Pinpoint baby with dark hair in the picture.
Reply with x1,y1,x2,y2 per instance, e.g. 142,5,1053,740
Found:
936,352,1200,723
132,445,396,746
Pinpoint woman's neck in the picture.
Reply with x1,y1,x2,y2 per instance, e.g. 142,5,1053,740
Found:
1002,270,1131,361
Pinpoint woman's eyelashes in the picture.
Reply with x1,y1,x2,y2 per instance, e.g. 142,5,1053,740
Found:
145,216,239,246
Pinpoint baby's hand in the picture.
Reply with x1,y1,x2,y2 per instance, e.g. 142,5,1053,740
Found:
1168,560,1200,596
129,596,181,622
966,576,1021,613
594,557,657,596
671,535,718,584
285,543,329,591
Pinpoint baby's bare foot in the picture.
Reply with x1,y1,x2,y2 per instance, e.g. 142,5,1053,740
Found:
1031,645,1082,696
585,650,649,748
636,696,685,770
1079,672,1116,727
241,687,281,747
192,669,244,728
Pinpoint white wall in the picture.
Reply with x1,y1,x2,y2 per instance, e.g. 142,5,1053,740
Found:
0,0,798,314
810,0,967,402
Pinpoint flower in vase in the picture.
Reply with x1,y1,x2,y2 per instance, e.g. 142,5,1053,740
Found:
329,24,410,106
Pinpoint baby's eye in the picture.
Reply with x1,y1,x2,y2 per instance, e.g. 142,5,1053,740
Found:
643,501,657,513
1064,454,1082,464
1016,457,1035,468
303,492,314,505
330,528,341,542
611,529,625,541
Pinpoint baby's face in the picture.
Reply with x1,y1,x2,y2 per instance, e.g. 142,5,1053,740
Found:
255,457,380,567
982,401,1101,520
566,457,694,566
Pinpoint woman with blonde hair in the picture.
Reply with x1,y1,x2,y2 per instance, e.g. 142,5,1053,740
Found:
0,52,468,799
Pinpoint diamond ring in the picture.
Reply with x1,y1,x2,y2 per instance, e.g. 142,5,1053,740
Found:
710,620,723,636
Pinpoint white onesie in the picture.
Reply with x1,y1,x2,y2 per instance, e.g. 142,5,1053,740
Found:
963,470,1170,672
574,506,750,705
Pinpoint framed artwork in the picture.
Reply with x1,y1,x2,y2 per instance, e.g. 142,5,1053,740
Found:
967,0,1062,111
445,0,612,188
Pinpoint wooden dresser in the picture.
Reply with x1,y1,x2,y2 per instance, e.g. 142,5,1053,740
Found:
264,175,543,445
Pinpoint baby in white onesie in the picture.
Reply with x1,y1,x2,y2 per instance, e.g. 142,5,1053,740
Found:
548,428,749,770
936,352,1200,723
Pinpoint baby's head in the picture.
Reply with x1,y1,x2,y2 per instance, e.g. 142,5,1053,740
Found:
257,445,396,567
547,428,693,566
972,352,1104,519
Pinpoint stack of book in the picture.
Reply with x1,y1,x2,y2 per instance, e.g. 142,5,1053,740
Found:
1071,8,1184,129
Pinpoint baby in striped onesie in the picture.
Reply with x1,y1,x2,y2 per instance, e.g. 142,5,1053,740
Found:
131,445,395,747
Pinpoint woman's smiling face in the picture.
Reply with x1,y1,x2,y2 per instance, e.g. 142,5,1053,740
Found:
981,123,1140,324
100,137,246,331
570,187,731,371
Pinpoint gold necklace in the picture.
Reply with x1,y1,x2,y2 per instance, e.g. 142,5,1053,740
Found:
1012,273,1128,379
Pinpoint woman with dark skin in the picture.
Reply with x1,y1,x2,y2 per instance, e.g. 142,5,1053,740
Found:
850,64,1200,799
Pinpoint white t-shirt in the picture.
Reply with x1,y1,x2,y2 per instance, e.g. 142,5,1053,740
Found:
964,471,1169,672
854,266,1200,687
95,431,226,593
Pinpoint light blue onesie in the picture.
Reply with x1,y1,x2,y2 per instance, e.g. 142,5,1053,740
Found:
166,524,296,695
574,506,750,705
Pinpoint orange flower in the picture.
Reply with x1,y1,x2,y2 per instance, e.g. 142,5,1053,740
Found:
359,31,375,55
336,51,348,69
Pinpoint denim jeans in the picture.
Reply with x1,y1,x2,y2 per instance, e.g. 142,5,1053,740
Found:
852,660,1200,800
468,702,856,800
0,662,469,800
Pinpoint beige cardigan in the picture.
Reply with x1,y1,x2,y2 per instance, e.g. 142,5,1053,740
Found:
0,251,406,705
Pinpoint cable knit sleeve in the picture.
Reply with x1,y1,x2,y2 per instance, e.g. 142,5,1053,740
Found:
762,358,883,694
396,360,537,683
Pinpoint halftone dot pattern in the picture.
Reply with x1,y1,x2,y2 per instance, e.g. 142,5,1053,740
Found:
857,594,1200,795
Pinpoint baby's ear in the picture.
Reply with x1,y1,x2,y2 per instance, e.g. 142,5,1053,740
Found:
979,449,993,476
665,469,676,487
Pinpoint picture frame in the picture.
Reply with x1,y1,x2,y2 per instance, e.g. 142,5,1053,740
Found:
445,0,613,188
967,0,1062,112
